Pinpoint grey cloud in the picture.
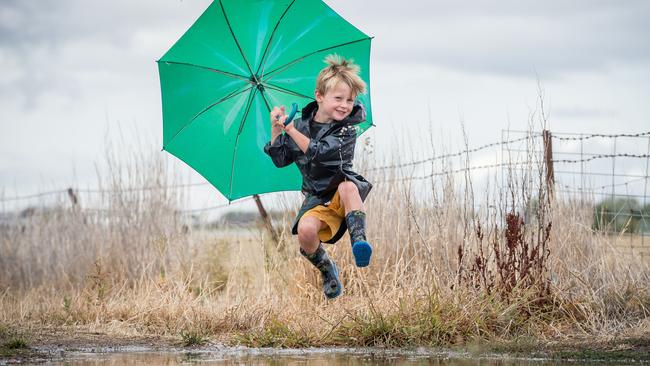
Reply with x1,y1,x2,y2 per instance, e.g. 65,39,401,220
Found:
0,0,209,49
332,0,650,78
334,0,649,24
551,106,619,119
2,0,649,108
0,0,211,109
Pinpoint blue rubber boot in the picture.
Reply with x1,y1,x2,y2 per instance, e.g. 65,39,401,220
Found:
345,210,372,268
352,241,372,268
301,245,342,299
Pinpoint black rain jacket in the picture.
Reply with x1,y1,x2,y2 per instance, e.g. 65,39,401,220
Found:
263,101,372,243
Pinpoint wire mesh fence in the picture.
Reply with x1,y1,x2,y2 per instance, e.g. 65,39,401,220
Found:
2,129,649,246
504,129,650,254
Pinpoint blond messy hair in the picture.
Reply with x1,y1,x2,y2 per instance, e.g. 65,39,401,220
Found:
315,54,366,97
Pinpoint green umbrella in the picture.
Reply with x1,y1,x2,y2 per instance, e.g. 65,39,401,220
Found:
157,0,372,201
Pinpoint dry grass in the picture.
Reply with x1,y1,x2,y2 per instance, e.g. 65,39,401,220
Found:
611,234,650,257
1,130,649,349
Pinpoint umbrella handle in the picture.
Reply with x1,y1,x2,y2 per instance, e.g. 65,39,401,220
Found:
284,103,299,126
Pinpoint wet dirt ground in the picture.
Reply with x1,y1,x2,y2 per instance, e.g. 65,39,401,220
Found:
2,329,649,365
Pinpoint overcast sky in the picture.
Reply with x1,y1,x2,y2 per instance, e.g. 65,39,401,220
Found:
1,0,649,212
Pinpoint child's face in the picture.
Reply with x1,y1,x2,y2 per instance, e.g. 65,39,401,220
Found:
314,82,355,122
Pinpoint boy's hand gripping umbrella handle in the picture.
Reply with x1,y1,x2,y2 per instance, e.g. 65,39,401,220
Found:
275,103,299,126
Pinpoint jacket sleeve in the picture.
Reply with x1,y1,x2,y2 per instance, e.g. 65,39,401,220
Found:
305,124,357,167
264,133,296,168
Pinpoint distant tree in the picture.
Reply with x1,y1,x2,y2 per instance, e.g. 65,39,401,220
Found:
640,203,650,234
593,198,641,234
221,211,258,226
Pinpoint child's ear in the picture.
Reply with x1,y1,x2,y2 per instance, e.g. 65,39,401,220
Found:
314,90,323,103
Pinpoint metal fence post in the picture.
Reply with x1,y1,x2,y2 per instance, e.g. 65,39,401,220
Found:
580,134,585,202
612,137,617,203
641,137,650,249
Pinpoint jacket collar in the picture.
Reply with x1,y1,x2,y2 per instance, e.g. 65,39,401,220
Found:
301,100,366,126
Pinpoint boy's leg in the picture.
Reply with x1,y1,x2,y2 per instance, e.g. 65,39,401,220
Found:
297,216,342,299
337,182,372,267
297,216,324,254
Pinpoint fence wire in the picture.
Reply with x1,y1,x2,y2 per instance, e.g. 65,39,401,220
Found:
3,130,649,227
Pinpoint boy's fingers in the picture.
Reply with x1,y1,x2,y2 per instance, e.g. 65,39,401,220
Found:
271,105,290,123
273,107,287,121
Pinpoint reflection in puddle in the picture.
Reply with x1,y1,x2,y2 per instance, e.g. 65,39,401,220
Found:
29,348,606,365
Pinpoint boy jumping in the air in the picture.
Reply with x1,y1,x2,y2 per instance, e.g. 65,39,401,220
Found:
264,55,372,300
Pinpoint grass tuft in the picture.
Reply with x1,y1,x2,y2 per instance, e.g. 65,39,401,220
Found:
235,318,312,348
180,329,208,347
4,338,28,350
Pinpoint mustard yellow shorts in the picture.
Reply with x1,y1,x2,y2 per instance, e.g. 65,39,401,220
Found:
302,191,345,243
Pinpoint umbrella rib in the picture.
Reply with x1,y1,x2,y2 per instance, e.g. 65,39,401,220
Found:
259,90,272,112
254,0,297,77
229,88,258,198
262,37,371,81
219,0,256,79
158,60,249,81
164,85,253,149
263,83,314,101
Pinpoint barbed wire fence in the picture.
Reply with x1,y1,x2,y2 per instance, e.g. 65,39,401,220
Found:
2,129,649,251
0,180,259,230
504,129,650,254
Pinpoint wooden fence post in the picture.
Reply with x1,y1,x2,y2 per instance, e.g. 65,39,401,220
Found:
253,194,279,245
67,187,79,208
543,130,555,201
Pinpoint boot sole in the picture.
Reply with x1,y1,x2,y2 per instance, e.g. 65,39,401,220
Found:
352,241,372,267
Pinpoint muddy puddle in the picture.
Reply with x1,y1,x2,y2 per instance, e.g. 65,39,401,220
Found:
20,347,617,365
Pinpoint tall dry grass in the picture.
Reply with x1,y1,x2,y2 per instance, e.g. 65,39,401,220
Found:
1,126,649,348
0,140,190,289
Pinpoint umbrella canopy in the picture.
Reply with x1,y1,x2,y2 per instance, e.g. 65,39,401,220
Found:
157,0,372,201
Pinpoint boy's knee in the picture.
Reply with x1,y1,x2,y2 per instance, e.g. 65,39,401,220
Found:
298,218,320,243
338,181,359,198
